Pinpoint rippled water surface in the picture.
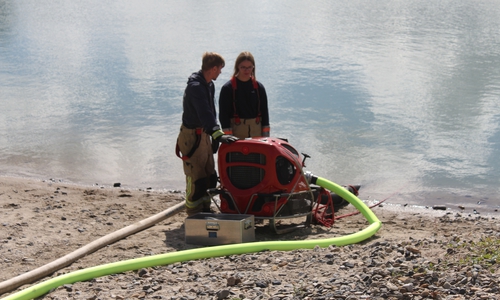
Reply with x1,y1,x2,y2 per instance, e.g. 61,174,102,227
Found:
1,0,499,210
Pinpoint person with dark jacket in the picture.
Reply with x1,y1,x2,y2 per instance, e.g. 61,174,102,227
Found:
219,51,270,138
176,52,238,216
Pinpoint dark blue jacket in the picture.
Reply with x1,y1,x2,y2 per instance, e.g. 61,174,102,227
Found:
181,70,221,135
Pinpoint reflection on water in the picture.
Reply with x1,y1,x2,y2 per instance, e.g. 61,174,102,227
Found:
1,0,499,210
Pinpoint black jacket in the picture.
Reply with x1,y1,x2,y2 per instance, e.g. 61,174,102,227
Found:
181,70,220,135
218,77,269,130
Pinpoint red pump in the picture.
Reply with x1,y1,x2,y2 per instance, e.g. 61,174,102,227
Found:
209,137,359,233
217,137,311,217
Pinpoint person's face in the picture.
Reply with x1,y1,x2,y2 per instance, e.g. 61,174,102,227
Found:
212,65,223,81
238,60,254,77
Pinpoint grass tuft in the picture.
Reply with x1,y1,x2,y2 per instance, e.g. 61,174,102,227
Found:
448,236,500,273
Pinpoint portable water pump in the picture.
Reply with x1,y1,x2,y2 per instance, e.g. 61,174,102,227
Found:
210,137,360,232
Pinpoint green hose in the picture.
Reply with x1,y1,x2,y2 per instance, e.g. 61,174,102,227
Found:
2,176,381,300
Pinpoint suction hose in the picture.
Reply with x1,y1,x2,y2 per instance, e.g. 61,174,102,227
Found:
1,175,381,300
0,201,186,297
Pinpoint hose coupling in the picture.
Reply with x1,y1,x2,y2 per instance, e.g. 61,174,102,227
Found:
304,171,316,184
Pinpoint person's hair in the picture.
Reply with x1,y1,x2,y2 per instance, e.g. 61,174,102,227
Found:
233,51,256,79
201,52,225,71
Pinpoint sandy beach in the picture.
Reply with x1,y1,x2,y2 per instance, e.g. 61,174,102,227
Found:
1,176,499,300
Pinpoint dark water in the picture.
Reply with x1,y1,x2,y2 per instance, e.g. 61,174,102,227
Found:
1,0,499,211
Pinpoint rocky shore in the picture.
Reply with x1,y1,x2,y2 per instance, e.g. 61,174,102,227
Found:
1,177,499,299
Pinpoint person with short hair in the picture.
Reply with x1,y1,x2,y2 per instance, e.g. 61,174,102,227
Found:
219,51,270,139
176,52,238,216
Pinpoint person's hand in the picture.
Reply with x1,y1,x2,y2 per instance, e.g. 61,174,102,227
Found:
218,135,238,144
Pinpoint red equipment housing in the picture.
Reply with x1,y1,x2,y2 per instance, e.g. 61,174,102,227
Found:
216,137,314,218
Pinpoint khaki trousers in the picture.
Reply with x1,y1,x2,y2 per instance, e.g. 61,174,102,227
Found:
230,118,262,139
177,125,214,209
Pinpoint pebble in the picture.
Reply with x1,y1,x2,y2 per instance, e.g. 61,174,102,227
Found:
5,213,500,300
433,205,447,210
39,233,500,300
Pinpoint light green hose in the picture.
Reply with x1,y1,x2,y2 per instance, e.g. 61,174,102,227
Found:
2,177,381,300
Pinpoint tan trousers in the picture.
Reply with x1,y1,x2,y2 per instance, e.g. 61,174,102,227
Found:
230,118,262,139
177,125,214,209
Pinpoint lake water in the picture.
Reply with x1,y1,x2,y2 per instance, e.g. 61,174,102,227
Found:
1,0,499,212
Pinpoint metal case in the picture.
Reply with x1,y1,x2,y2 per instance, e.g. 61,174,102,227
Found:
185,213,255,245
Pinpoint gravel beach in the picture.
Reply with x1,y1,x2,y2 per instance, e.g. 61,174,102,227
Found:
1,177,499,300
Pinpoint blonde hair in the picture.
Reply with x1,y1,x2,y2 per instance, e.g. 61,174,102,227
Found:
232,51,256,79
201,52,225,71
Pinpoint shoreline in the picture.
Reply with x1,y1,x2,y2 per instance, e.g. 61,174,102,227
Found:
2,174,498,216
1,176,499,299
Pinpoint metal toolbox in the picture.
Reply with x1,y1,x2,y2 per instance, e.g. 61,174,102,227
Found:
185,213,255,245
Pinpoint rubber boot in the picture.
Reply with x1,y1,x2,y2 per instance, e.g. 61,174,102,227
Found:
186,204,203,217
202,202,212,213
202,196,213,213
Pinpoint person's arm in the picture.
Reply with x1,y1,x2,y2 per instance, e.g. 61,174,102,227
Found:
189,82,237,144
186,82,220,134
259,83,270,137
218,83,233,134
